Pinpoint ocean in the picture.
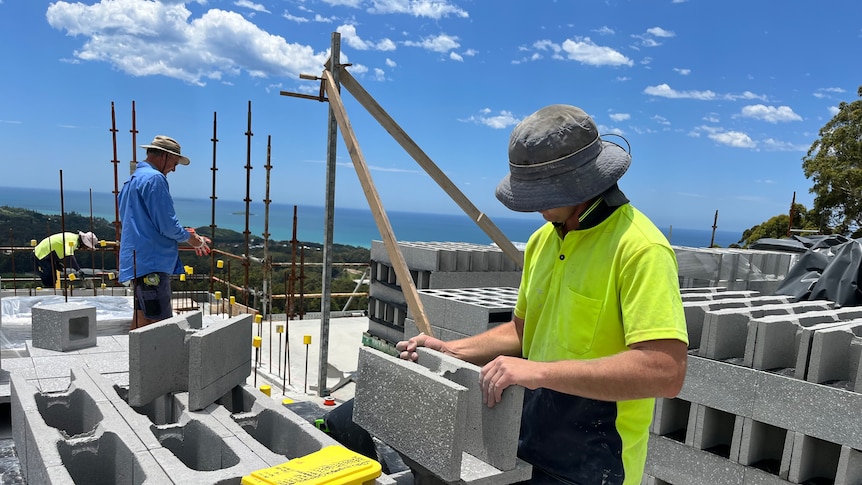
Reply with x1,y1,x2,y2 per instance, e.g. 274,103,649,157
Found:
0,186,742,249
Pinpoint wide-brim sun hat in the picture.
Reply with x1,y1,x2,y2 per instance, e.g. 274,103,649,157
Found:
495,104,631,212
141,135,190,165
78,231,98,250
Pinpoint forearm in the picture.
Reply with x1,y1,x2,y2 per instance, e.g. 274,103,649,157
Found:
534,340,688,401
445,320,523,366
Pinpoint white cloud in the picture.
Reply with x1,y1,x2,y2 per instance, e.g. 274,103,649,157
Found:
283,10,309,22
46,0,330,86
673,67,690,75
560,37,633,67
595,26,615,35
235,1,270,13
828,106,840,116
385,58,397,68
338,24,397,51
320,0,363,7
761,138,809,152
403,33,460,53
646,27,675,38
708,130,756,148
740,104,802,123
609,112,630,122
643,84,715,100
461,109,520,129
367,0,469,19
450,51,463,62
373,67,386,81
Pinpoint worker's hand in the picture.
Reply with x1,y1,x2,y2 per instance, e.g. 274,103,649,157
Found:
187,231,211,256
480,356,542,408
395,333,447,362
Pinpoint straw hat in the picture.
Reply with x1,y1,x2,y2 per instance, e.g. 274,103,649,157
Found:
141,135,190,165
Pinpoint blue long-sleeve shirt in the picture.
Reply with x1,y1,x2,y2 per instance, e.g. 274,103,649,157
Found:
118,161,190,282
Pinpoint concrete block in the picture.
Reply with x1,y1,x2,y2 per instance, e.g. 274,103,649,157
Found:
354,346,468,482
645,434,745,485
745,309,859,371
31,303,97,352
650,398,691,442
752,370,862,450
416,347,523,472
836,445,862,485
786,432,841,485
128,313,194,407
411,287,517,337
188,313,252,411
678,356,759,417
805,321,862,386
702,301,832,362
685,404,736,457
733,417,787,474
209,384,341,465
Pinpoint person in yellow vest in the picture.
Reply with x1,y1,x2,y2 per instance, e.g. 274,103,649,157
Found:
32,231,98,288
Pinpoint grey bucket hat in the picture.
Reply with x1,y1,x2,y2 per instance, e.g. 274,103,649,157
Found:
141,135,190,165
495,104,631,212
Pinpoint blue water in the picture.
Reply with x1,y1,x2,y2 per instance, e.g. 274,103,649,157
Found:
0,186,742,248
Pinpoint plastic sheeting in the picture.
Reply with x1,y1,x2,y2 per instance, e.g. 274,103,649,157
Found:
0,295,133,351
774,237,862,307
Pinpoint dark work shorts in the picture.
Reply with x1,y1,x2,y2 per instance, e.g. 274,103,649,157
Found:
134,272,172,321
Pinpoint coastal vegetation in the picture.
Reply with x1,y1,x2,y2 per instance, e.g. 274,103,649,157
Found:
0,205,371,314
737,85,862,247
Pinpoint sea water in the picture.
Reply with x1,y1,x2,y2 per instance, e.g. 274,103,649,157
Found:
0,186,742,248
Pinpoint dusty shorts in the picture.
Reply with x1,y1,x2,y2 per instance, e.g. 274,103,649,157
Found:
133,272,172,321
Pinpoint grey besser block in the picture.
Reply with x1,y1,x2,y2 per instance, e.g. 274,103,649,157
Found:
785,432,842,485
703,301,832,362
684,300,749,351
685,403,736,455
645,434,745,485
752,369,862,451
416,347,524,472
794,316,862,381
128,313,194,407
207,384,342,466
733,416,787,472
188,313,252,411
678,355,759,417
805,321,862,386
836,445,862,485
685,295,792,352
745,309,860,371
427,271,522,290
31,303,97,352
354,346,468,482
412,287,517,337
650,398,691,440
404,317,470,343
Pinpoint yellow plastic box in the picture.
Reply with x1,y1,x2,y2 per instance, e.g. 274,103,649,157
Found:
241,445,382,485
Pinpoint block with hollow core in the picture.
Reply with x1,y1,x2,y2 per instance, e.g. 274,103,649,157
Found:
31,303,97,352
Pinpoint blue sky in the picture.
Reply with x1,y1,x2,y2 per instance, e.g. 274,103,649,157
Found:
1,0,860,234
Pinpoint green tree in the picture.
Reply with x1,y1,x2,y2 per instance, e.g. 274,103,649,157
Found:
737,203,818,247
802,85,862,236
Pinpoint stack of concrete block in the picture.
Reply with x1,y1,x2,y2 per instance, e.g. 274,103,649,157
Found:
10,307,400,484
404,287,519,342
354,346,532,484
646,289,862,484
674,246,798,293
367,241,522,344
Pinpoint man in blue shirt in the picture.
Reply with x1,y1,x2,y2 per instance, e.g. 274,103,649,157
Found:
118,135,210,328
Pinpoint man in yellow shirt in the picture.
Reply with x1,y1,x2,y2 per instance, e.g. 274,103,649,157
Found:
33,231,97,288
398,105,689,484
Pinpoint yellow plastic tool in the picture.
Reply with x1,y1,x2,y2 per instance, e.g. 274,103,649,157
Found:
241,446,381,485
